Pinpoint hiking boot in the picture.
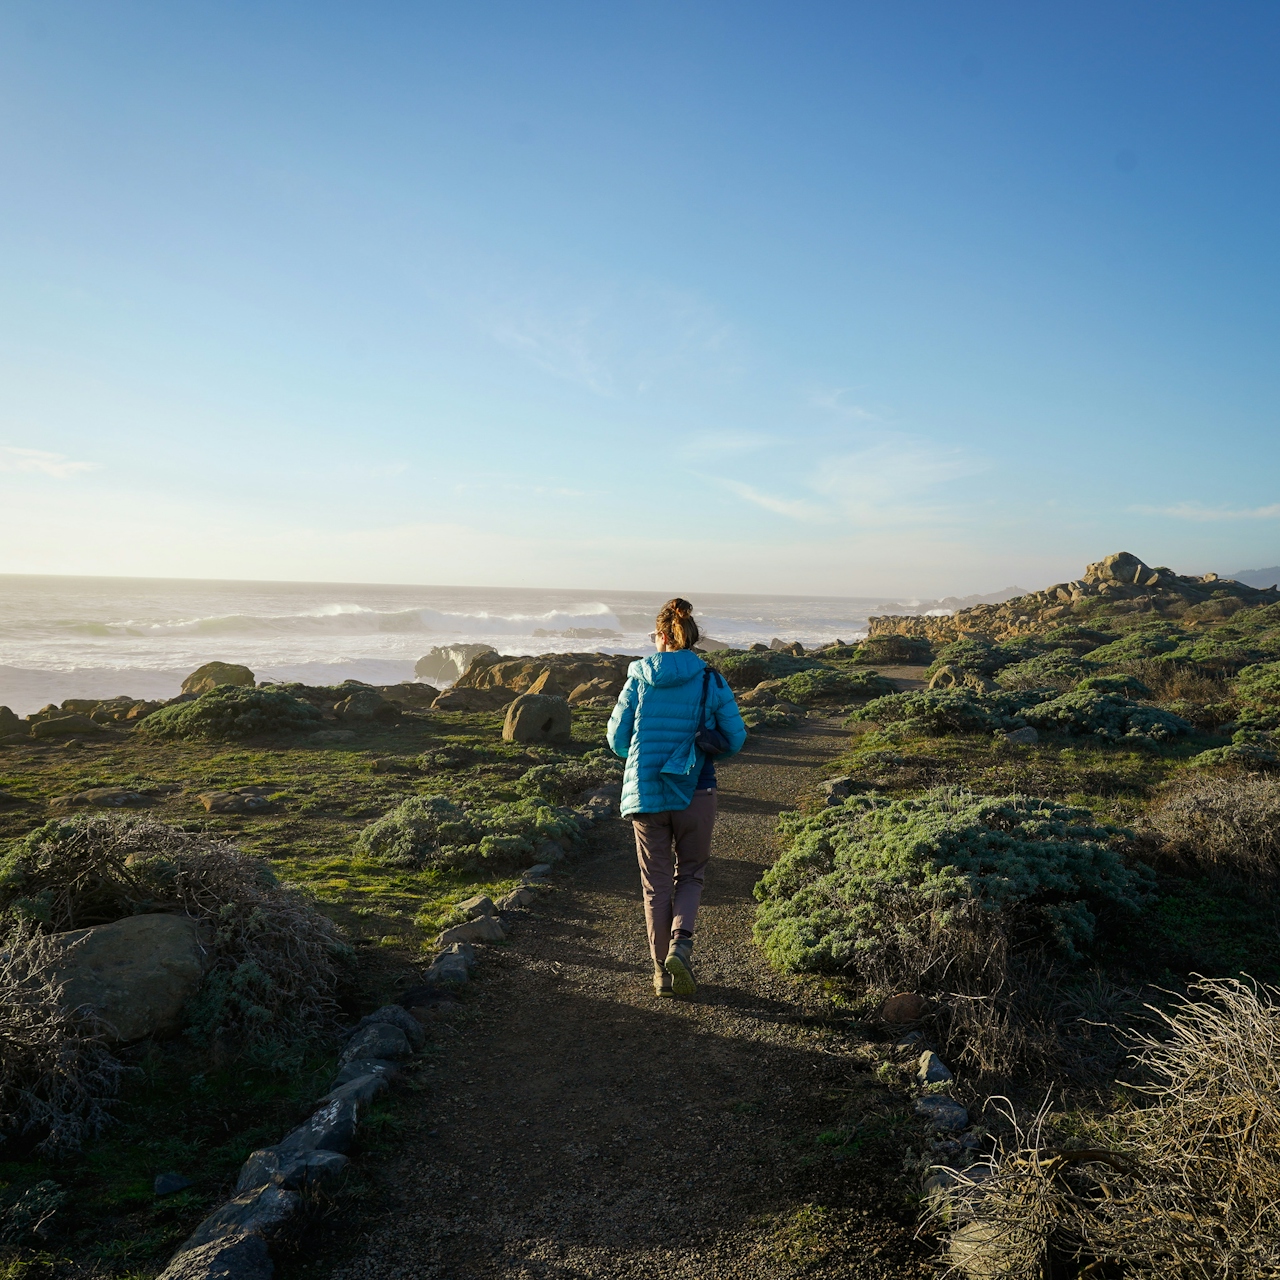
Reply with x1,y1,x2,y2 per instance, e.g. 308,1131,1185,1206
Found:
653,965,673,997
664,938,696,998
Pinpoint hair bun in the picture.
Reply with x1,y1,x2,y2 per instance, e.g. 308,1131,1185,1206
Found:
656,598,700,650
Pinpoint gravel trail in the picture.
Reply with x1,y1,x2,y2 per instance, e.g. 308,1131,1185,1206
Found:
322,722,930,1280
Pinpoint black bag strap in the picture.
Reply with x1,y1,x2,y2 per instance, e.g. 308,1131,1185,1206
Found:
697,666,723,727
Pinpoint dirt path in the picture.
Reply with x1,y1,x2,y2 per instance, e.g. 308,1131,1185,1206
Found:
321,722,930,1280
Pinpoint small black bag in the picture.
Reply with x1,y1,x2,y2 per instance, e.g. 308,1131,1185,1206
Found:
694,668,731,756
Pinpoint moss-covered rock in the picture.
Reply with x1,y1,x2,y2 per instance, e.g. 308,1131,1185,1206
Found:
139,687,322,742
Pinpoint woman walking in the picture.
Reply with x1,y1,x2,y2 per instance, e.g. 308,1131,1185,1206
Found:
607,598,747,998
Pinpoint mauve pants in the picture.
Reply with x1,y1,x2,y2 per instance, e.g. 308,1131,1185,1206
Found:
631,789,718,965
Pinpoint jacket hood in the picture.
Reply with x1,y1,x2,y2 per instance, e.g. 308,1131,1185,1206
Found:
632,649,706,689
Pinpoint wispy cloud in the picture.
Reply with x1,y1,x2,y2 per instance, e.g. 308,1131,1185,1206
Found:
0,446,96,479
490,308,612,395
717,479,826,522
813,439,984,520
1134,502,1280,521
679,431,774,460
808,387,879,421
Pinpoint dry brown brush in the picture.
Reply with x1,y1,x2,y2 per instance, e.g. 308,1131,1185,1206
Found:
0,816,350,1050
937,977,1280,1279
0,921,126,1155
1146,772,1280,888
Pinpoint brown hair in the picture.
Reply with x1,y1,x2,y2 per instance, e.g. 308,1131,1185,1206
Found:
655,597,700,650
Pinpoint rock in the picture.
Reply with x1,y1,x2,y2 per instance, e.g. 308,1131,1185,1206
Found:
274,1097,359,1158
155,1172,192,1196
234,1148,348,1195
0,707,22,736
524,669,567,698
879,992,930,1024
317,1072,389,1109
437,915,507,947
457,894,495,919
45,914,207,1042
330,1058,401,1088
821,776,853,805
182,1185,299,1250
580,784,621,817
568,677,622,705
181,663,256,697
197,788,274,814
430,686,513,712
495,887,537,911
339,1021,412,1065
308,729,356,744
334,689,396,723
915,1096,969,1132
502,694,571,744
918,1051,954,1084
521,864,554,883
422,943,474,987
415,644,498,685
156,1233,274,1280
53,788,150,808
31,714,106,738
356,1004,426,1051
1003,726,1038,746
533,837,567,863
738,685,778,708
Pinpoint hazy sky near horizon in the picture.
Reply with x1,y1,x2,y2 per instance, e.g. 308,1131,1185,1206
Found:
2,2,1279,597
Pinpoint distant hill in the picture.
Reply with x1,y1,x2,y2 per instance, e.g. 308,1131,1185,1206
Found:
1229,566,1280,589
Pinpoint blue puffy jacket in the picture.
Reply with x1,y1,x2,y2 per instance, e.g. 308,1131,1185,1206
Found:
606,649,748,817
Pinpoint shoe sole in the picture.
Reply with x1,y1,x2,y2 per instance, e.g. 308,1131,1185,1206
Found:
664,953,697,998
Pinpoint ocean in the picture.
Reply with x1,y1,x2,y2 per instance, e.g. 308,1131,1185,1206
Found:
0,575,923,716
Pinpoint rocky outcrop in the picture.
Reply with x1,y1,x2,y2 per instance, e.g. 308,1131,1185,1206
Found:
45,914,208,1043
454,651,635,699
181,663,256,696
869,551,1280,645
414,645,498,686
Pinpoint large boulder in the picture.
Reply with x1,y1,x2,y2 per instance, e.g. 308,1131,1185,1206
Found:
45,914,208,1042
502,693,572,744
456,652,636,698
30,714,107,739
333,688,396,723
430,686,513,712
0,706,24,737
181,663,256,697
414,645,498,685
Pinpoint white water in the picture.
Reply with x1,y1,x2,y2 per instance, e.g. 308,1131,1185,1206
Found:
0,575,911,715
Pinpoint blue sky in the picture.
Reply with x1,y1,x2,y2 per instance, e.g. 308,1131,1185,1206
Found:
1,1,1278,596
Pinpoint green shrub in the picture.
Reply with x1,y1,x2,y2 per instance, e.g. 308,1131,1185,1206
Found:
1022,688,1192,745
513,749,622,803
771,668,896,705
1166,631,1280,674
1086,625,1187,666
139,686,321,741
996,650,1095,692
712,650,823,689
1074,673,1153,698
753,788,1152,975
853,634,932,666
1234,661,1280,729
926,636,1006,679
356,795,479,869
357,794,582,870
1191,728,1280,769
1038,625,1115,656
850,688,1039,735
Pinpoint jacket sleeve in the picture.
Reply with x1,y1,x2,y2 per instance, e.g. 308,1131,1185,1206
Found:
711,676,749,758
606,677,638,759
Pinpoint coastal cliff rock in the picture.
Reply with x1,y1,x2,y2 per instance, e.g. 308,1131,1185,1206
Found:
415,644,499,685
868,551,1280,646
